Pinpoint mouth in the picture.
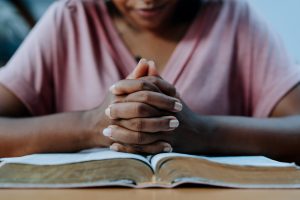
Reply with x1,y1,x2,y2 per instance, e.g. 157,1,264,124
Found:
134,4,167,18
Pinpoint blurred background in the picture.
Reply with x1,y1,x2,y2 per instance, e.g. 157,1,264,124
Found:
251,0,300,64
0,0,299,66
0,0,53,66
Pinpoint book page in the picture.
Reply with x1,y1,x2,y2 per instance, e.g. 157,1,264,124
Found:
0,148,150,166
150,153,296,171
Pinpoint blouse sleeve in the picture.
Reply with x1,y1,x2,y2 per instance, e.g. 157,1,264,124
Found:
0,1,66,115
236,0,300,117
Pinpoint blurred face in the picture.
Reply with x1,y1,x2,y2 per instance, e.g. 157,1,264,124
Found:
111,0,179,30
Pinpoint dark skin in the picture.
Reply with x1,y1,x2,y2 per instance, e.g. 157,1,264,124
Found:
1,59,300,163
0,0,300,163
0,60,178,157
0,58,300,161
106,62,300,163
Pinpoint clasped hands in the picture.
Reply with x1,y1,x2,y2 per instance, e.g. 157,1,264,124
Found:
101,59,208,154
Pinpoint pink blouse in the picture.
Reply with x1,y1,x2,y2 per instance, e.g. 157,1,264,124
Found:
0,0,299,117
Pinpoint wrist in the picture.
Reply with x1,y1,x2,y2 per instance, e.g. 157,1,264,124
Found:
173,108,215,154
189,114,216,154
195,115,218,154
82,107,112,148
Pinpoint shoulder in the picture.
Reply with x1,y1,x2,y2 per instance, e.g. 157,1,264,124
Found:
41,0,110,37
200,0,268,35
199,0,252,19
193,0,255,34
45,0,107,22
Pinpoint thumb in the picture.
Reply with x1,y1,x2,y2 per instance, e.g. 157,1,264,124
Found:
147,60,160,77
127,58,149,79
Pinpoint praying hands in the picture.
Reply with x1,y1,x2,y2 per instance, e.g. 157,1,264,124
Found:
101,59,211,154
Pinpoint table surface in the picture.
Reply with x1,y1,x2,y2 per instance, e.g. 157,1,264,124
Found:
1,188,300,200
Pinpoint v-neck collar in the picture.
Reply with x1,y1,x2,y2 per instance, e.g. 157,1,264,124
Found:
101,1,203,84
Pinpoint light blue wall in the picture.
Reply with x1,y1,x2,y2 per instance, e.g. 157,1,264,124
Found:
249,0,300,63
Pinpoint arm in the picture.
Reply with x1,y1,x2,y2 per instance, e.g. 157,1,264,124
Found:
0,83,110,157
0,59,179,157
103,61,300,162
201,84,300,162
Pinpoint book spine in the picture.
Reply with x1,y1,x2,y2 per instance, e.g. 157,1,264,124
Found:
151,175,157,184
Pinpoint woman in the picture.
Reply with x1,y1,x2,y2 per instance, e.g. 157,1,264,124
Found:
0,0,300,162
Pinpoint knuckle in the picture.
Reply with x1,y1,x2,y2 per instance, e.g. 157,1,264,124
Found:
135,132,144,144
131,119,144,132
143,76,156,85
139,80,147,90
167,86,176,96
139,91,151,102
158,119,168,129
148,76,158,84
135,103,147,116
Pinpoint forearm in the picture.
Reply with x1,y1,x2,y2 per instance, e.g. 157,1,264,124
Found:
202,115,300,161
0,109,110,157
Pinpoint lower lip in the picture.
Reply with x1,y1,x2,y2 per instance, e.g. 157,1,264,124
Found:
135,6,165,18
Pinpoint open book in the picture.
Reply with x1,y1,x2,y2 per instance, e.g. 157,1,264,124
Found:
0,148,300,188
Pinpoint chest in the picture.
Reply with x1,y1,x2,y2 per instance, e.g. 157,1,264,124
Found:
121,34,178,72
113,19,188,73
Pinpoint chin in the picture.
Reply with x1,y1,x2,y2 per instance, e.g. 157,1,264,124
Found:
130,16,168,31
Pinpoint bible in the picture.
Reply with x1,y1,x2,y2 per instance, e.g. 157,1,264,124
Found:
0,148,300,188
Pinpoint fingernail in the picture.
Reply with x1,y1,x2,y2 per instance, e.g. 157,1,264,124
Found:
103,128,112,137
163,144,173,153
148,60,155,68
174,102,183,112
110,144,119,151
138,58,147,65
169,119,179,128
105,107,111,118
109,84,116,93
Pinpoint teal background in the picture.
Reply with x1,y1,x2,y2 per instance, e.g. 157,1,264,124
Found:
250,0,300,63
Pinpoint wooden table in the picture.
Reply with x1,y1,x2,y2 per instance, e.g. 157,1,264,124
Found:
1,188,299,200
